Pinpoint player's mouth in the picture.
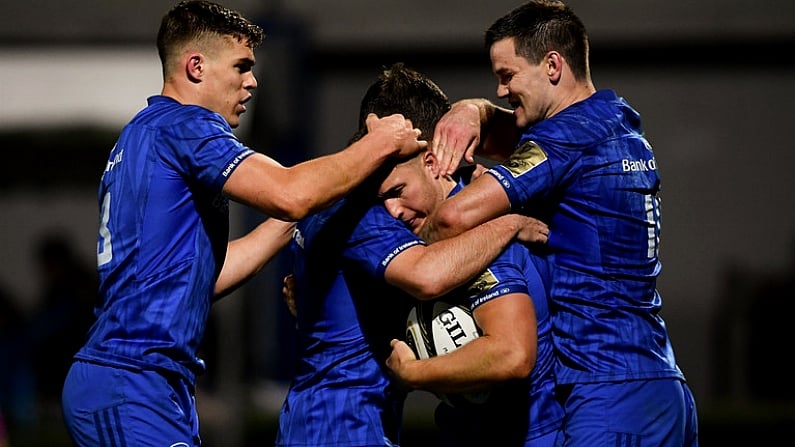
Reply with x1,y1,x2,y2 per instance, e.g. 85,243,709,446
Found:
239,96,252,113
411,217,428,234
402,217,418,232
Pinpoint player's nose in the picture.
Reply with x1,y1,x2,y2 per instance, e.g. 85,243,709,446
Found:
384,199,402,220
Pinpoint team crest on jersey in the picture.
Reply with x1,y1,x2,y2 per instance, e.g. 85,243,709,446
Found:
504,140,547,178
468,269,499,295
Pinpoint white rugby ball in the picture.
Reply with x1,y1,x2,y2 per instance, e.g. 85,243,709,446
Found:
405,299,489,406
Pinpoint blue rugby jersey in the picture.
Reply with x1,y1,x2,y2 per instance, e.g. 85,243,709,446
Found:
278,170,563,446
433,179,563,445
487,89,683,385
76,95,253,382
276,196,421,447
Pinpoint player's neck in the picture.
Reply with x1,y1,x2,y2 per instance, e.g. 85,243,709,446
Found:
161,80,197,107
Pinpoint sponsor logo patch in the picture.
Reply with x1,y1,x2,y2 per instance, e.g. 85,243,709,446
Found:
468,269,498,295
503,140,547,178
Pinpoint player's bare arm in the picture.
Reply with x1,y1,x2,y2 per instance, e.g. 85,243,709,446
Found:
423,173,513,242
384,213,546,300
223,113,426,221
215,218,296,298
387,293,537,394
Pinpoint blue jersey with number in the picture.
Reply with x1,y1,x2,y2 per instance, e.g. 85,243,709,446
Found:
76,95,253,382
434,179,563,446
487,89,683,385
276,193,422,447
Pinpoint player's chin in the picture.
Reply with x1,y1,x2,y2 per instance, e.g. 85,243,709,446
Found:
411,220,425,236
227,113,242,128
513,111,529,129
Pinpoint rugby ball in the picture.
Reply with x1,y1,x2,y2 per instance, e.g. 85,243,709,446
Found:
405,299,490,406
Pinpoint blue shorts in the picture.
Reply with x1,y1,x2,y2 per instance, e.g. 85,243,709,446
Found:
559,379,698,447
62,360,200,447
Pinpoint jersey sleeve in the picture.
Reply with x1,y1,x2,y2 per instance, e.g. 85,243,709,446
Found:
486,113,584,210
466,243,531,310
344,205,425,279
163,111,255,193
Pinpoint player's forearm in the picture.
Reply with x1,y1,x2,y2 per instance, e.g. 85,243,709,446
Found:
399,337,516,393
227,119,420,221
214,218,296,298
396,214,526,300
422,174,511,243
274,131,403,220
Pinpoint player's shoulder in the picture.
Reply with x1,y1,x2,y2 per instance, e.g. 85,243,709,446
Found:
295,199,350,246
134,95,230,134
529,89,632,150
494,240,535,267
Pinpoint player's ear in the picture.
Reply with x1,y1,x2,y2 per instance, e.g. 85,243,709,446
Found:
186,53,204,83
546,51,562,83
422,150,438,174
422,149,436,167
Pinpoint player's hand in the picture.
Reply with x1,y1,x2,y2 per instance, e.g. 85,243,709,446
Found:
282,273,297,317
365,113,428,158
385,338,418,388
514,215,549,244
431,100,482,177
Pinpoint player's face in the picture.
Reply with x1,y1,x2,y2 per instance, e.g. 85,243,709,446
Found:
378,154,447,235
490,37,550,129
201,36,257,128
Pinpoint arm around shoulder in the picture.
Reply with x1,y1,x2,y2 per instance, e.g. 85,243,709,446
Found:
384,212,544,300
423,173,512,242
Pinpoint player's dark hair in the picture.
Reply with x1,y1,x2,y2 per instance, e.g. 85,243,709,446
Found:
485,0,590,81
347,63,450,198
157,0,264,69
351,63,451,145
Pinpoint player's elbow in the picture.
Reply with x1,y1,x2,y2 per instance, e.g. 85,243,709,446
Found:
496,344,536,380
266,192,315,221
412,285,447,301
432,201,468,240
407,271,454,300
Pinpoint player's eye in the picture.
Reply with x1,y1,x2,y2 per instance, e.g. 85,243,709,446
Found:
378,185,404,201
237,61,253,73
